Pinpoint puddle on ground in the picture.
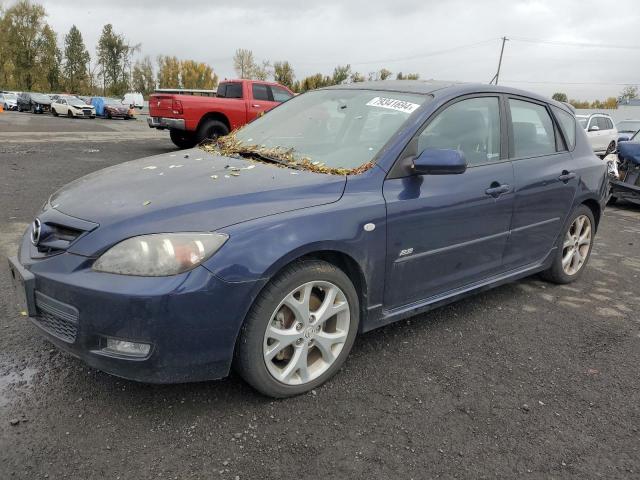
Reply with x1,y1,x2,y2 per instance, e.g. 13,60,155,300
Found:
0,366,38,408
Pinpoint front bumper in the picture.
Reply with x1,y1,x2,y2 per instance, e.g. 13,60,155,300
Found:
610,179,640,204
147,116,185,130
9,234,262,383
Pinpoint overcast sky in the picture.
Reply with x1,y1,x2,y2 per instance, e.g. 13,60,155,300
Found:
23,0,640,99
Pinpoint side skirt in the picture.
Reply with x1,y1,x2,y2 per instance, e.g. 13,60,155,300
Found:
362,249,555,333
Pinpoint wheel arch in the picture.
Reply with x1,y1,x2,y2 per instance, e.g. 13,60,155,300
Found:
581,198,601,232
196,111,231,132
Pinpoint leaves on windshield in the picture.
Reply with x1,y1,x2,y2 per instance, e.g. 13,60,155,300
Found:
200,132,374,176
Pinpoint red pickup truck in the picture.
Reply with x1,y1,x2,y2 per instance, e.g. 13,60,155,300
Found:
148,79,294,148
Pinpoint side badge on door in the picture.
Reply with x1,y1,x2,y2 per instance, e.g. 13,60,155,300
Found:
399,248,414,257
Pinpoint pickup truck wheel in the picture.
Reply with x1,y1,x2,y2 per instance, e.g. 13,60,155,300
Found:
197,119,229,145
169,129,198,149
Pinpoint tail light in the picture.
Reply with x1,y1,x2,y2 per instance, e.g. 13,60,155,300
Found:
172,100,183,115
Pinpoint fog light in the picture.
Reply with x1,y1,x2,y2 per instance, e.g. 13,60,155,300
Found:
104,338,151,357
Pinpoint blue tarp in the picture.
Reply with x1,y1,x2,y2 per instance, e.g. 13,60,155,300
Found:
90,97,106,116
618,141,640,166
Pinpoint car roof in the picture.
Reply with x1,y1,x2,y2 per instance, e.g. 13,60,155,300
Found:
320,80,573,113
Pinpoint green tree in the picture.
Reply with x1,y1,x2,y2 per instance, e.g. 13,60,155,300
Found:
331,64,351,84
39,24,61,91
273,61,295,89
350,71,365,83
618,85,638,104
63,25,90,93
96,24,137,96
180,59,218,89
132,56,155,95
233,48,256,79
156,55,181,88
396,72,420,80
379,68,393,80
3,0,49,90
552,92,568,103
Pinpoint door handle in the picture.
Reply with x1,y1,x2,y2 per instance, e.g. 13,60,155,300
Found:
252,104,261,108
558,171,576,183
485,183,512,198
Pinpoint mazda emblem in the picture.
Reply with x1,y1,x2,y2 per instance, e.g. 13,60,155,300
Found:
31,218,41,246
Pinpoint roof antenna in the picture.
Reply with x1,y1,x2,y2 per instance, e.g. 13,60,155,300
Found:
489,37,508,85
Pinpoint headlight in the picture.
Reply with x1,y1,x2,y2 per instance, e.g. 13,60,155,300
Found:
93,233,228,276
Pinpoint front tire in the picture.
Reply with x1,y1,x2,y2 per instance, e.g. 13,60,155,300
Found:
540,205,595,284
235,260,359,398
52,108,58,116
169,128,197,149
606,141,616,155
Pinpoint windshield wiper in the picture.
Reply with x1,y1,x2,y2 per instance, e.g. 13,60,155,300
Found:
236,150,302,170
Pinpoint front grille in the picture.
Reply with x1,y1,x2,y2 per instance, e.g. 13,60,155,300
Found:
33,291,79,343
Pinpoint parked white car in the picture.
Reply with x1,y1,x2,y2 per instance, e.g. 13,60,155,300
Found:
121,92,144,109
576,113,618,156
1,92,18,110
51,96,96,118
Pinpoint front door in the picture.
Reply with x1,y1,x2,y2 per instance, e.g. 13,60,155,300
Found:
383,96,514,309
247,83,278,121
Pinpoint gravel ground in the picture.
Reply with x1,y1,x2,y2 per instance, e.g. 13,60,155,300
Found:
0,112,639,479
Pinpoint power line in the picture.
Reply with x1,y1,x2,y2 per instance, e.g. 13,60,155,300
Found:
296,38,498,67
509,37,640,51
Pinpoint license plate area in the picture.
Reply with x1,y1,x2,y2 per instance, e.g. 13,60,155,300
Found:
8,256,36,316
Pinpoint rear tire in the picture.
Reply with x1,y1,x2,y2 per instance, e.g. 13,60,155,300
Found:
196,119,229,145
169,128,198,149
540,205,595,284
235,260,359,398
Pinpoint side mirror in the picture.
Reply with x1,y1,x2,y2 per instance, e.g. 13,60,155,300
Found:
589,125,600,132
412,148,467,175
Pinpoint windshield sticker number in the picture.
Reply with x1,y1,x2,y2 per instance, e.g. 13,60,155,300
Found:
366,97,420,114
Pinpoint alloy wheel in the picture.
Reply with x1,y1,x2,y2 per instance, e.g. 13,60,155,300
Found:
263,281,351,386
562,214,592,276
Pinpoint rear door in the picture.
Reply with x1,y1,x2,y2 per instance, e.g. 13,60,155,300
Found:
247,83,278,120
383,95,515,309
503,98,579,269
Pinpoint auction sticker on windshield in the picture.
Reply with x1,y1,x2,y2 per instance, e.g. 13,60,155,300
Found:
366,97,421,114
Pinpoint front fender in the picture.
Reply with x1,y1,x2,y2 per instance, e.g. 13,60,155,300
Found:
202,177,387,313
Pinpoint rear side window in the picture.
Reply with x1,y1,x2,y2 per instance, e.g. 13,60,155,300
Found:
417,97,501,167
252,84,271,101
509,99,556,158
218,83,243,99
551,106,576,150
271,86,293,102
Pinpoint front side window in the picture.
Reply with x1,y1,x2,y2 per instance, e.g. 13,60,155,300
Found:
252,84,271,101
509,99,556,158
417,97,501,167
271,86,293,102
552,106,576,150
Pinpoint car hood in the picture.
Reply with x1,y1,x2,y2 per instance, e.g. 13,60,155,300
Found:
105,104,128,112
70,102,93,108
50,148,347,256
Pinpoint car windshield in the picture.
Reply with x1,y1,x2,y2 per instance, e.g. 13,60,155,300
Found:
4,93,16,100
31,93,50,102
206,89,428,174
632,130,640,142
64,96,84,104
617,120,640,133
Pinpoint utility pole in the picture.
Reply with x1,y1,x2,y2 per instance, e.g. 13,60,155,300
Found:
490,36,508,85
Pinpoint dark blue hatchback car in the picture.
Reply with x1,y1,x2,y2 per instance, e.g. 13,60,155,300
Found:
8,81,607,397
